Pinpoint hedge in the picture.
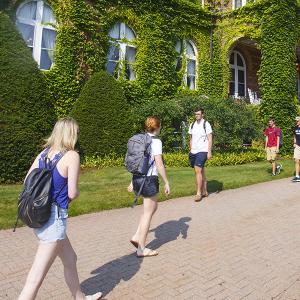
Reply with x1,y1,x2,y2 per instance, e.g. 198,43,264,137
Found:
71,71,134,156
0,12,55,183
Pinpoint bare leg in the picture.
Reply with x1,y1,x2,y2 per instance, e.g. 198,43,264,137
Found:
194,166,203,195
18,242,60,300
58,236,86,300
295,159,300,177
136,196,158,250
272,161,276,174
201,168,207,195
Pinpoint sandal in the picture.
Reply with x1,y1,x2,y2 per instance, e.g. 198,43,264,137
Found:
202,192,209,198
85,292,102,300
130,240,139,248
194,195,202,202
137,248,158,257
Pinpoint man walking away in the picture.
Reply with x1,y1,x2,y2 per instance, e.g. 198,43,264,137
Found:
292,116,300,182
189,108,213,202
264,118,282,176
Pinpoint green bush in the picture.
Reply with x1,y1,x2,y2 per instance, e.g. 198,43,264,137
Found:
0,12,55,183
81,148,266,169
71,71,134,156
174,94,262,150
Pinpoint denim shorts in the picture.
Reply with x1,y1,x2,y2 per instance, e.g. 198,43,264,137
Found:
34,204,68,243
189,152,208,168
132,175,159,197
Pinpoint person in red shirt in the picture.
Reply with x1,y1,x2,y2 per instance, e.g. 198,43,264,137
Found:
264,118,282,176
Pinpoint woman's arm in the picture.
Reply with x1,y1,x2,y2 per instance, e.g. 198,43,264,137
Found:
24,156,40,182
66,151,80,200
154,154,170,195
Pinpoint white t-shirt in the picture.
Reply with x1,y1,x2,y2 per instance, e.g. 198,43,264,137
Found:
188,119,212,154
147,133,162,176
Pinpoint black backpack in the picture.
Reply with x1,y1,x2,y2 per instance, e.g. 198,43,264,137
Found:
13,150,66,231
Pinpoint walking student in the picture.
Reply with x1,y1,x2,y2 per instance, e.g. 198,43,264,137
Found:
18,117,102,300
188,108,213,202
264,118,282,176
292,116,300,182
128,116,170,257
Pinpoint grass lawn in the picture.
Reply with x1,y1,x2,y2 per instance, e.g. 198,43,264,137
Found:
0,159,295,230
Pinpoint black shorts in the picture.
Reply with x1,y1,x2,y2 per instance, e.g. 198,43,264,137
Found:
132,175,159,198
189,152,208,168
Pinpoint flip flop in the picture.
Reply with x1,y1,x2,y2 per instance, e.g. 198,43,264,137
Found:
85,292,102,300
130,240,139,248
137,248,158,257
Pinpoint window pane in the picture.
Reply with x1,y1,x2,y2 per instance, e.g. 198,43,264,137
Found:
17,1,37,20
125,64,135,80
106,61,118,76
125,25,136,41
125,46,136,63
231,68,235,81
175,57,182,71
186,41,196,57
108,45,119,61
229,82,235,95
40,49,52,70
238,83,245,96
16,22,34,47
187,59,196,75
187,76,195,90
109,23,121,39
235,0,243,8
42,4,56,23
175,41,182,54
237,53,244,67
238,70,245,83
41,28,56,49
229,52,234,64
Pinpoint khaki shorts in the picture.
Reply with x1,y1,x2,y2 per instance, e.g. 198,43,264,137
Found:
294,145,300,160
266,147,277,161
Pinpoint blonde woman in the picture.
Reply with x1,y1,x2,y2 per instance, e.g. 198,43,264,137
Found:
18,117,102,300
128,116,170,257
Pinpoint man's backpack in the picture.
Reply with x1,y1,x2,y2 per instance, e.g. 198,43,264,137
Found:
125,133,153,175
13,150,65,231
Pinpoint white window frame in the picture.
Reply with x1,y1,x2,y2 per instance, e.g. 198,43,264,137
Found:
229,50,246,98
176,40,198,90
107,22,136,80
16,0,56,70
232,0,247,10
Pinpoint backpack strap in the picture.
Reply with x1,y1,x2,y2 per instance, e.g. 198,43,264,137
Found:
191,120,208,140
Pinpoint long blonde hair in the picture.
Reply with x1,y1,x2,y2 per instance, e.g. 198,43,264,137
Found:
44,117,79,151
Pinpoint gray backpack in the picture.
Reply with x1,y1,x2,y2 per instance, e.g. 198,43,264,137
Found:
125,133,153,175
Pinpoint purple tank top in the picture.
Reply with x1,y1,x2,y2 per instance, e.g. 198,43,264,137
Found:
39,149,69,209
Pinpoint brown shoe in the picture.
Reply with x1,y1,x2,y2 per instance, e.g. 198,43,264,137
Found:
202,192,209,198
194,195,202,202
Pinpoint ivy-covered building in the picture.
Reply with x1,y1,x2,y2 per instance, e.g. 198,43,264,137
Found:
1,0,299,137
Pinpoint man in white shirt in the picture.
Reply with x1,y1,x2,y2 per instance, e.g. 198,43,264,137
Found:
188,108,213,202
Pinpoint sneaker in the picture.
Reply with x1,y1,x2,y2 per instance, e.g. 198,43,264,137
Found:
271,173,276,176
292,176,300,182
276,164,282,175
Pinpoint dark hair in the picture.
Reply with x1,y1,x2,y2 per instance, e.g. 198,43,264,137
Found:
195,108,204,113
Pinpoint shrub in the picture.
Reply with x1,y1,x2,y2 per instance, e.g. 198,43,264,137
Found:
0,12,55,183
71,71,134,156
174,94,263,150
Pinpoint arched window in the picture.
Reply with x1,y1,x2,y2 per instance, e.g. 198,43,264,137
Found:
176,40,197,90
229,50,246,97
16,0,56,70
233,0,247,9
106,22,136,80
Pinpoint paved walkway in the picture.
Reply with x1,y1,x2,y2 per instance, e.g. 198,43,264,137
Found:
1,178,300,299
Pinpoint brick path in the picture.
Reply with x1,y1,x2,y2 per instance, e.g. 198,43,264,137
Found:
1,178,300,299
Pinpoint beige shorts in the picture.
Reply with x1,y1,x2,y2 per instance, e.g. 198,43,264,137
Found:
266,147,277,161
294,145,300,160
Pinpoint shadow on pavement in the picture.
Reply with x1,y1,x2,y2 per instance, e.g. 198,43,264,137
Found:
207,180,223,194
147,216,191,250
81,217,191,297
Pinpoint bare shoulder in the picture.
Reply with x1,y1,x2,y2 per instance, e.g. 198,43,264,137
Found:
64,150,80,161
